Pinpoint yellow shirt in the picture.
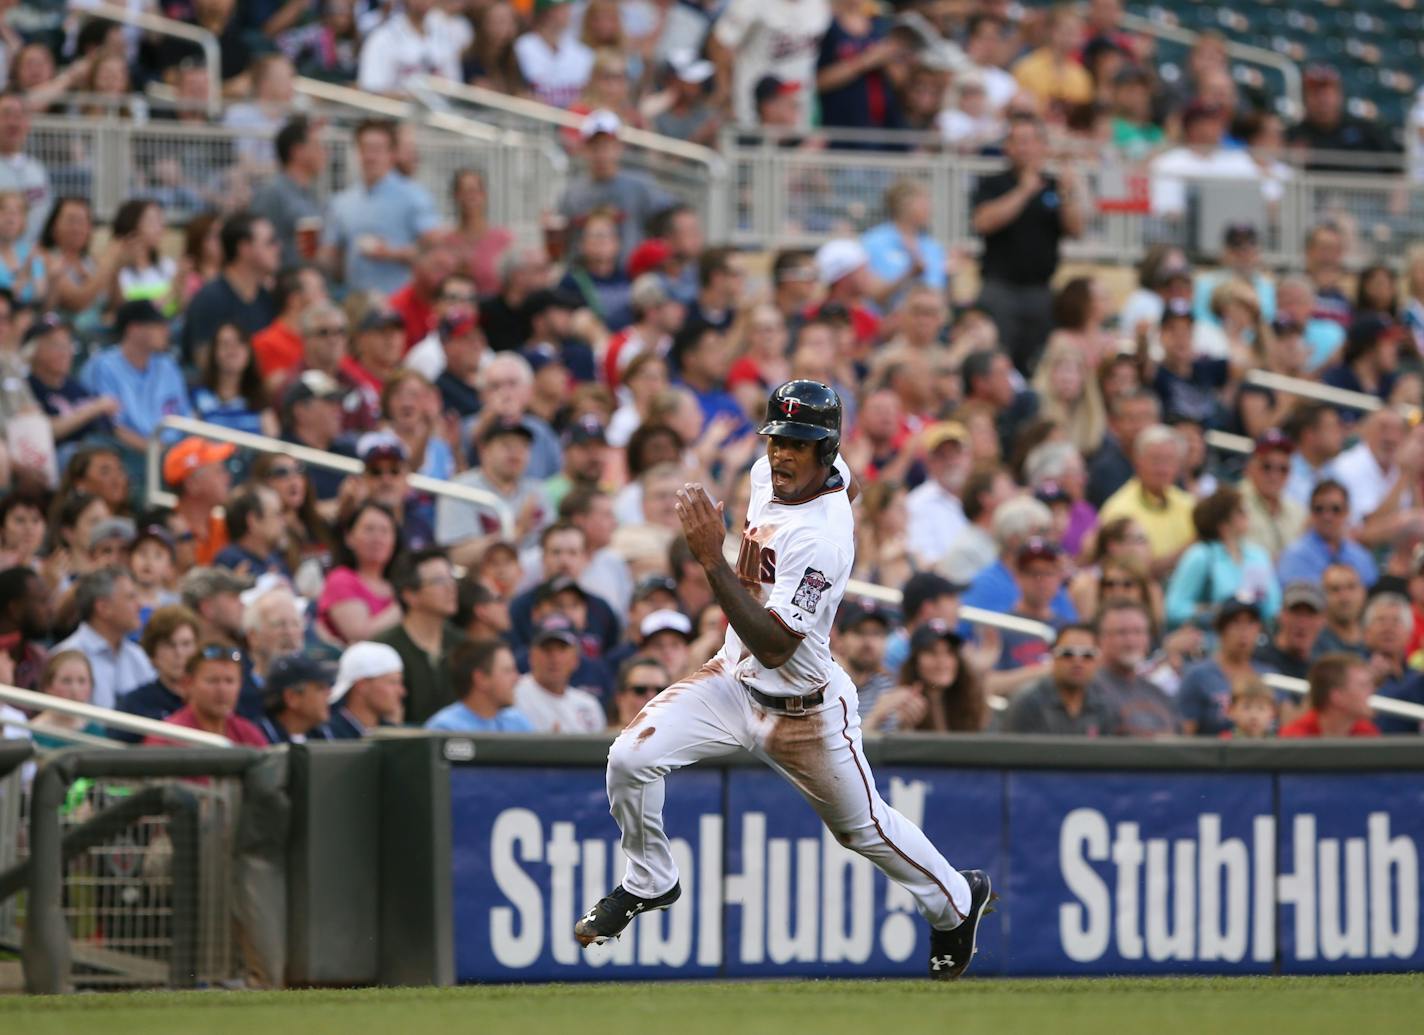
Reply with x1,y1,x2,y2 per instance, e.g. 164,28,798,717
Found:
1012,48,1096,107
1098,479,1197,561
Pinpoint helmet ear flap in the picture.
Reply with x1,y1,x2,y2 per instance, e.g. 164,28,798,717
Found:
818,435,840,467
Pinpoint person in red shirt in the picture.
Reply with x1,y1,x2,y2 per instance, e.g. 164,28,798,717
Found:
252,265,326,387
388,244,456,351
342,309,404,395
144,645,268,747
1280,653,1382,738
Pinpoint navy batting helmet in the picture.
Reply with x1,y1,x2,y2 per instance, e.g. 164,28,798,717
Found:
758,380,841,465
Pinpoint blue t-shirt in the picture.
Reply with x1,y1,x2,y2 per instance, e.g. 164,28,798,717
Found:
191,386,266,436
424,702,535,733
993,615,1066,671
1152,358,1228,425
79,346,191,440
1177,658,1261,736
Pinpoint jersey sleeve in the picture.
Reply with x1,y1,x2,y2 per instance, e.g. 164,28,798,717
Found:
763,529,850,640
713,0,757,49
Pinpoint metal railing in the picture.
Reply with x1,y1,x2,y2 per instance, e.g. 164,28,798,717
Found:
81,4,222,119
1243,370,1401,415
1263,673,1424,726
0,684,231,748
148,415,516,536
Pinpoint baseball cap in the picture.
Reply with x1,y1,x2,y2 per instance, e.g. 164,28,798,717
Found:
1346,314,1400,353
479,415,535,445
814,239,868,286
1156,260,1193,288
633,574,679,604
629,271,672,312
1282,581,1325,612
282,369,344,409
1033,480,1070,506
239,571,307,614
673,58,714,86
357,430,408,466
330,641,403,704
520,341,566,374
534,575,588,606
163,437,236,487
580,108,622,141
754,75,800,106
1223,223,1259,248
1160,298,1195,326
640,608,694,642
909,617,963,652
88,516,136,551
532,613,581,648
523,287,579,320
356,308,403,333
837,599,895,633
132,523,177,558
1213,596,1262,631
180,566,252,605
564,415,607,446
21,311,70,347
901,572,962,619
1015,536,1062,566
114,299,166,336
628,238,673,280
922,421,968,452
1252,428,1293,457
265,652,338,705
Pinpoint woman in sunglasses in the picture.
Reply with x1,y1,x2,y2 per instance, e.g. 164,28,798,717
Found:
1067,516,1163,633
1165,485,1281,631
252,453,335,584
864,619,988,733
610,655,669,731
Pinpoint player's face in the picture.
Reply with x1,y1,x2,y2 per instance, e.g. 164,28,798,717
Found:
766,435,823,499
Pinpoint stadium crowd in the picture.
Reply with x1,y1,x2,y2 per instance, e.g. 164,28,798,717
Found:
0,0,1421,749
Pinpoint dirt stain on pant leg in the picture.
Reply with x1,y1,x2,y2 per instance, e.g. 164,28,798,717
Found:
635,726,656,745
763,706,836,811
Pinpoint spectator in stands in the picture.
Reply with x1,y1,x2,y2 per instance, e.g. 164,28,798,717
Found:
1280,653,1381,737
543,416,608,512
959,493,1072,623
1359,593,1424,733
0,494,45,573
356,0,459,96
1302,223,1352,329
833,598,896,719
214,486,289,578
1032,337,1107,458
1107,66,1161,160
861,180,946,307
559,210,633,330
118,605,200,736
178,213,223,306
866,618,986,733
428,314,486,418
23,314,119,457
511,523,620,646
180,567,249,652
241,584,305,703
390,244,456,351
1087,388,1160,509
1090,601,1180,736
425,638,532,732
515,0,594,108
326,640,407,738
374,548,466,725
1332,407,1418,540
1322,316,1402,407
250,117,326,270
558,112,671,265
40,196,117,335
607,655,666,731
53,567,154,710
281,371,357,502
710,0,830,129
971,116,1083,374
1253,581,1326,685
650,52,721,149
1148,102,1260,219
1287,65,1395,173
997,624,1114,735
323,119,443,296
1165,486,1281,630
1317,563,1368,656
602,275,681,396
0,90,50,247
252,266,323,386
1012,4,1094,112
1280,402,1344,508
163,437,235,567
0,565,50,692
1024,441,1097,557
78,300,191,463
938,465,1019,588
960,349,1039,459
669,320,743,433
338,431,434,550
141,643,263,746
1240,430,1306,562
404,272,480,383
988,537,1070,692
194,323,278,437
1177,598,1263,736
960,13,1016,113
813,0,905,133
447,168,514,297
905,422,970,569
181,213,280,368
438,417,550,563
634,609,693,682
222,53,297,168
257,652,336,744
471,352,563,477
683,247,740,333
1222,679,1277,739
344,308,405,397
514,614,607,733
1194,224,1276,327
318,501,402,645
1098,424,1195,576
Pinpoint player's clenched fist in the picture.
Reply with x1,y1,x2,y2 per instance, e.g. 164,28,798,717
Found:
674,484,726,568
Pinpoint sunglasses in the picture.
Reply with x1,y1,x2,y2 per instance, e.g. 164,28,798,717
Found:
1312,502,1346,514
269,463,305,478
1258,462,1290,474
367,464,402,478
1100,577,1136,590
624,684,663,695
199,645,243,664
1054,646,1099,660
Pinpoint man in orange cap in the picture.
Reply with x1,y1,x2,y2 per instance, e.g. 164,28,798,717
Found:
163,437,235,566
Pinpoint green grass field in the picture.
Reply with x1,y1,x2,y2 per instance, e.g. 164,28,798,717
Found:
0,975,1418,1035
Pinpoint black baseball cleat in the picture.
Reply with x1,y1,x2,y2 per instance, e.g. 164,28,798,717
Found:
574,883,682,947
928,870,997,980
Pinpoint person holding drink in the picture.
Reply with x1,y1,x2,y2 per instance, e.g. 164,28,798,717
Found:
250,116,327,268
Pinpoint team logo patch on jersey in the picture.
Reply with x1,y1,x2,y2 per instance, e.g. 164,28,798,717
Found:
792,567,830,613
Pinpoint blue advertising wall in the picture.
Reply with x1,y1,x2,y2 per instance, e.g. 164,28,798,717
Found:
449,764,1424,981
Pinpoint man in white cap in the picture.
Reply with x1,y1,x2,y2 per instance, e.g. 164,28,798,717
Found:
326,641,407,739
557,110,674,264
810,239,881,346
651,51,721,147
638,609,695,683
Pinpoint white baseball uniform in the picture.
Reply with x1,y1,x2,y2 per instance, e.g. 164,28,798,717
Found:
604,456,972,930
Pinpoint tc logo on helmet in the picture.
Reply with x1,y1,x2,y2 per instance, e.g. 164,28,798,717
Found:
782,398,800,417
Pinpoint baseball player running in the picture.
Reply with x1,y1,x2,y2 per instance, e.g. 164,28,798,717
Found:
575,381,994,980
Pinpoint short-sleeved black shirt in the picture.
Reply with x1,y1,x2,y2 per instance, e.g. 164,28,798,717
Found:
972,170,1065,287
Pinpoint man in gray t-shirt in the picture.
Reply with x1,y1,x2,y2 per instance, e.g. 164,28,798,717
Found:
250,118,324,268
558,111,674,264
997,625,1120,735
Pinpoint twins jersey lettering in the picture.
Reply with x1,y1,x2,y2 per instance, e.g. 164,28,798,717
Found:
722,454,854,698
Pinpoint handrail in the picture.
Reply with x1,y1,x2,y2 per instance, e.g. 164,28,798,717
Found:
148,415,516,537
1243,370,1397,414
83,4,222,119
1262,672,1424,725
411,76,728,174
2,718,124,749
1205,430,1252,455
1119,11,1302,115
0,685,231,747
294,76,513,147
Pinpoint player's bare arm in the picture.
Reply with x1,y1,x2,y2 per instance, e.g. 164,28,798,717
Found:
675,483,799,668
